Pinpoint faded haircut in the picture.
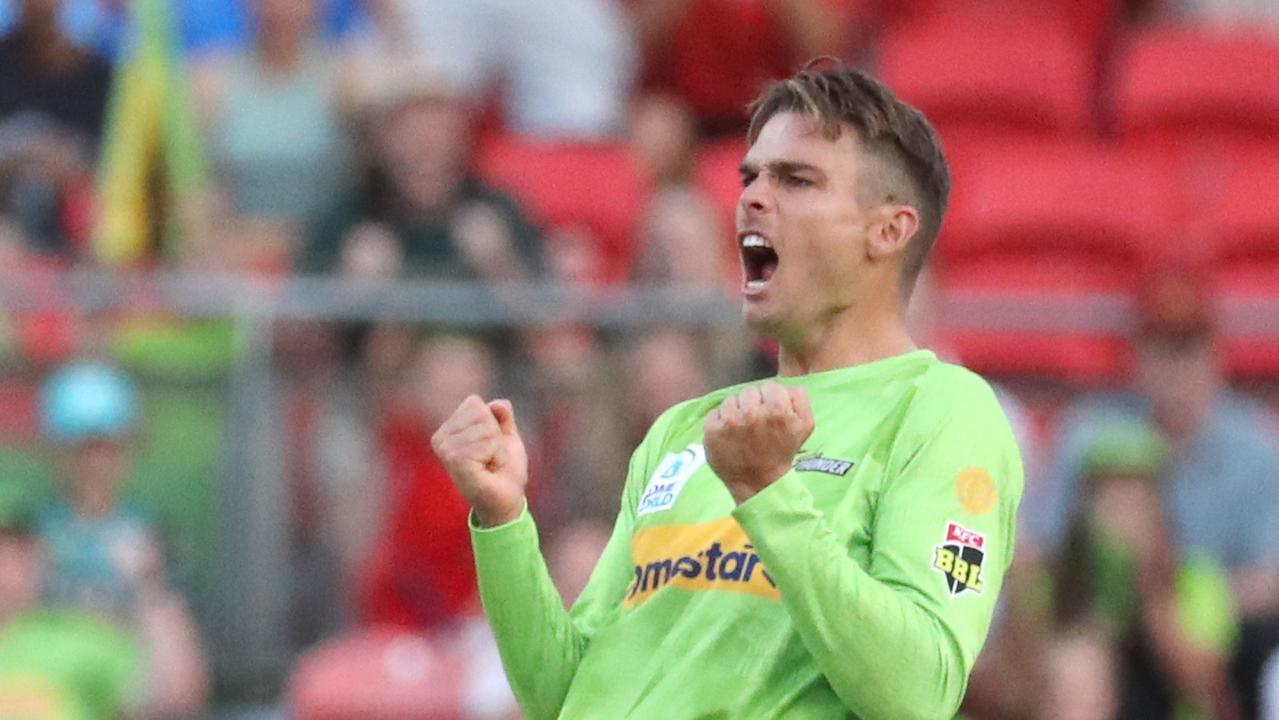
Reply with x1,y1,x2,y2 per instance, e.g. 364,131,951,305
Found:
747,62,951,294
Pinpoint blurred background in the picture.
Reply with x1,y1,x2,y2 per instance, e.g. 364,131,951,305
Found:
0,0,1275,718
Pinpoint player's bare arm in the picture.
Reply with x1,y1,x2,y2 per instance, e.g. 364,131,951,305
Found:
432,395,528,528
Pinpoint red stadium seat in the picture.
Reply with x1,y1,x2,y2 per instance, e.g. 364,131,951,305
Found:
477,136,647,283
289,627,510,720
940,141,1172,265
878,8,1094,143
1206,158,1279,378
935,141,1175,383
1217,264,1279,380
1212,158,1279,265
878,0,1122,48
1111,25,1279,155
693,137,748,225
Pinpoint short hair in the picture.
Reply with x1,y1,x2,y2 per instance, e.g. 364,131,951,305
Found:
746,63,951,293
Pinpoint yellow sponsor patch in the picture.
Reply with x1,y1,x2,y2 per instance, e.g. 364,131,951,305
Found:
624,517,780,609
955,467,997,515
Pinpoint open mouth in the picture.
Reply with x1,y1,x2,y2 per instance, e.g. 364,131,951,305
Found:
740,233,779,291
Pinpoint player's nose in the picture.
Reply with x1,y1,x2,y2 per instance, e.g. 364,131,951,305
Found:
738,175,774,217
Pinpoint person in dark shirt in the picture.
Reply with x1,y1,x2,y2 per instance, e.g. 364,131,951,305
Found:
0,0,112,141
0,0,112,256
298,62,544,282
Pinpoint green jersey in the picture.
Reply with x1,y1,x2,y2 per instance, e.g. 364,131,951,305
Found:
0,610,141,720
472,350,1023,719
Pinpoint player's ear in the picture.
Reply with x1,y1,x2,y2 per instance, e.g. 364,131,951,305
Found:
866,203,919,262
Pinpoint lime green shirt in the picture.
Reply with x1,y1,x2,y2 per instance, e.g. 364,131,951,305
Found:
0,611,141,720
472,350,1024,720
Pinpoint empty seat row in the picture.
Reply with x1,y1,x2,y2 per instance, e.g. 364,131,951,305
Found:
881,13,1279,150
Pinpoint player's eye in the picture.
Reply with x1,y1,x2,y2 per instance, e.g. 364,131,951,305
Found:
740,171,759,188
783,174,814,187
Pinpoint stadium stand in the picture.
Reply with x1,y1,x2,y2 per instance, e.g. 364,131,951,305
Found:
876,0,1125,48
477,136,646,283
5,0,1279,715
1110,24,1279,153
1210,157,1279,378
877,7,1095,144
692,136,749,226
935,140,1176,383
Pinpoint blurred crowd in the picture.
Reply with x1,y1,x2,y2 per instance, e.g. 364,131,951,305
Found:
0,0,1276,718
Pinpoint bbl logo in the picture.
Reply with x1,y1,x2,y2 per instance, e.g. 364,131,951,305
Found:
932,522,986,596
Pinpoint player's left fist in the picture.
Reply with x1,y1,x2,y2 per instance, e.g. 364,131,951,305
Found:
704,381,814,504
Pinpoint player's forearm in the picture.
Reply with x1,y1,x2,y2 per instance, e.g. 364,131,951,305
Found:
472,507,588,720
734,473,967,720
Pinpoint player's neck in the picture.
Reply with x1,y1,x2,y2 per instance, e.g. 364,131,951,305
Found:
775,308,916,377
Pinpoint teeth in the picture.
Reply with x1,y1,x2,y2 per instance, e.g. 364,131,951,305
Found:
746,279,768,290
741,233,771,249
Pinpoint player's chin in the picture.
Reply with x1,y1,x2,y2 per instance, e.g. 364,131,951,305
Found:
741,300,786,336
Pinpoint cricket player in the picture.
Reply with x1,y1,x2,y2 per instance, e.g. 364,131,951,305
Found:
432,65,1023,719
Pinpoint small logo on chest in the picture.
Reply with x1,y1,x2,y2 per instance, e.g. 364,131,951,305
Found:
637,443,706,516
793,451,855,477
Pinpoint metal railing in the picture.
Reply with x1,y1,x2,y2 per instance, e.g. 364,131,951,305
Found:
3,269,1276,701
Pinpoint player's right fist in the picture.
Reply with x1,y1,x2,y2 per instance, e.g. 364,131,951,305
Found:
431,395,529,528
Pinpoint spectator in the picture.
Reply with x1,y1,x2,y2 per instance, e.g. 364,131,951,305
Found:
359,335,498,629
1038,628,1122,720
298,63,545,282
629,93,700,188
628,0,861,137
191,0,359,253
0,0,111,257
39,363,156,620
305,320,412,629
0,0,110,143
0,0,373,59
33,361,207,717
631,187,735,291
518,228,629,530
1045,421,1239,719
0,510,144,719
1028,269,1279,621
393,0,636,138
623,329,715,442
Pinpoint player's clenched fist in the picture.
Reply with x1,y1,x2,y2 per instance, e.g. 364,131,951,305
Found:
431,395,529,528
704,381,815,504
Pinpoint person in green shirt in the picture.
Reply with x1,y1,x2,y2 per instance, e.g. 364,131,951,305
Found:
432,64,1023,719
0,512,141,720
0,363,210,719
1046,421,1239,720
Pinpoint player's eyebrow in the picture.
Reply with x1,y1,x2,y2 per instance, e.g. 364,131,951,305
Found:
739,160,826,182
